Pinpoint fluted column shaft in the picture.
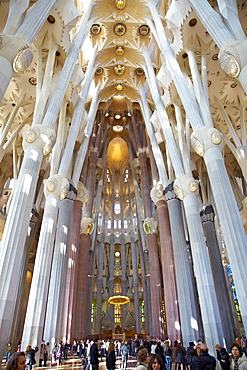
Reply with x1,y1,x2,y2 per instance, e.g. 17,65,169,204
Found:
74,149,98,338
204,147,247,333
61,199,82,341
164,183,203,345
139,151,164,337
128,175,141,333
44,190,75,343
183,193,224,354
0,145,43,363
156,198,181,343
21,194,60,348
201,204,236,348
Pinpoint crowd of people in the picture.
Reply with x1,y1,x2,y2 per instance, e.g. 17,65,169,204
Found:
4,335,247,370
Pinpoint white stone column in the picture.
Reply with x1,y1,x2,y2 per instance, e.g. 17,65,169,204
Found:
174,174,224,353
43,181,77,344
21,191,60,349
0,125,55,364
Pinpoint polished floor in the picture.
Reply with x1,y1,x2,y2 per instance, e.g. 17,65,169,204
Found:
3,355,138,370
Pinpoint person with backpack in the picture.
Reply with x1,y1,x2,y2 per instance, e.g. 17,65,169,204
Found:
186,342,216,370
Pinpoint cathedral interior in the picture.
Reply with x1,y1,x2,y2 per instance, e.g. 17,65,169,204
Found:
0,0,247,363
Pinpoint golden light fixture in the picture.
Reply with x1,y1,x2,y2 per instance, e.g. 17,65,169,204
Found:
108,295,130,306
115,83,123,91
116,0,126,10
113,125,123,132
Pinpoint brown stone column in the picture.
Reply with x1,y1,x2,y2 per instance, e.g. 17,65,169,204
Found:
74,232,91,339
156,198,181,343
139,152,164,338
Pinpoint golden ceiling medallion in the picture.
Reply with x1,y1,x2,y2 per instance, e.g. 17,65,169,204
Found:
136,67,144,76
95,67,103,75
114,23,126,36
114,64,125,75
90,23,101,35
116,0,126,10
116,46,125,56
139,24,150,36
108,295,130,306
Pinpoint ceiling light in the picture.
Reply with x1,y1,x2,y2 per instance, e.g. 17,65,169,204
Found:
116,0,126,9
115,83,123,91
113,125,123,132
115,114,121,119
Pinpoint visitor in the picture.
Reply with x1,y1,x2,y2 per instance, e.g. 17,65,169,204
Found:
215,344,230,370
230,343,247,370
186,342,216,370
6,352,26,370
175,342,186,370
106,342,116,370
90,338,100,370
25,345,38,370
164,340,172,370
148,354,165,370
121,341,129,370
136,348,150,370
155,342,165,364
6,342,12,363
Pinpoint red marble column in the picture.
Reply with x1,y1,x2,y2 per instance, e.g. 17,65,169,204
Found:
147,232,164,337
138,152,164,338
156,199,181,343
74,232,91,339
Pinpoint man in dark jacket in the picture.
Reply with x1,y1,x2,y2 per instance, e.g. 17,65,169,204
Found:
90,338,99,370
186,343,216,370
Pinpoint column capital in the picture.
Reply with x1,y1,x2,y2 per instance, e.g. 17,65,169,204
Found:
163,181,179,201
0,33,33,72
143,217,157,235
22,124,56,155
191,126,223,157
44,174,70,200
76,181,88,204
150,183,165,204
80,217,94,235
174,174,199,200
200,204,215,223
219,40,247,79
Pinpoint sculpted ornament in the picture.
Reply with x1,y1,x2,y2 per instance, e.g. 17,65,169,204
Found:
174,174,198,200
22,125,56,155
0,33,33,72
76,181,88,205
150,183,165,205
80,217,94,235
44,174,70,200
190,127,223,157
